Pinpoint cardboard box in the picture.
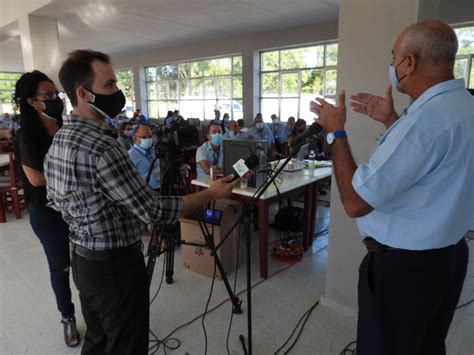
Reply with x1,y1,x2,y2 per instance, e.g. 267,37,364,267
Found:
181,200,242,279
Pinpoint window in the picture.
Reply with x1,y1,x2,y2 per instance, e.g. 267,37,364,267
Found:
454,25,474,89
115,69,135,117
0,72,22,115
146,55,242,120
260,43,338,123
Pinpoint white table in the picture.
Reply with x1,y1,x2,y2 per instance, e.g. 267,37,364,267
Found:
192,164,332,278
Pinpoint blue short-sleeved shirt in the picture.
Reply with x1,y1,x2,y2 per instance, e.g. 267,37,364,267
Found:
248,125,275,146
128,144,160,190
270,123,287,142
195,141,224,179
352,79,474,250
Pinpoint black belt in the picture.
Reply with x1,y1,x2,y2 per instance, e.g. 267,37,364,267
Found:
71,242,142,261
363,237,404,252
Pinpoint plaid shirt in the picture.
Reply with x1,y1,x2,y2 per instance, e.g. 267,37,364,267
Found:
44,115,182,250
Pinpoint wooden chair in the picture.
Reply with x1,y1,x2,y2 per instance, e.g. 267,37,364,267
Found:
0,153,27,219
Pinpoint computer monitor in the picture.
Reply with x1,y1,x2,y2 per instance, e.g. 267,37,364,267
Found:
223,138,268,188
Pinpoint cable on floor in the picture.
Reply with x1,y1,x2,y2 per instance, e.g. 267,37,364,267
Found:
274,300,320,354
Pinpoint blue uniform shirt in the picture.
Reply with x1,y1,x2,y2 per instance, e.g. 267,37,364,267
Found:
128,144,160,190
248,125,275,146
353,79,474,250
195,141,224,179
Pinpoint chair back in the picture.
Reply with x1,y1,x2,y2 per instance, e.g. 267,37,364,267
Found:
1,153,22,188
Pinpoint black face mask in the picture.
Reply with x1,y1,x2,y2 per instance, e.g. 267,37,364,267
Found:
87,89,126,119
37,97,64,121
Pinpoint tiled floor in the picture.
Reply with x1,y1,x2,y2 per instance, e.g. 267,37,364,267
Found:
0,203,473,355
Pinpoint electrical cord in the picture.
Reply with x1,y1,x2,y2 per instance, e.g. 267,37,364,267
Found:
456,298,474,310
340,341,357,355
274,300,320,354
149,328,181,355
201,201,217,355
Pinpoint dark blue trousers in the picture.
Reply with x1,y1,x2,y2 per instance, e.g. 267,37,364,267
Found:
357,238,468,355
29,205,75,318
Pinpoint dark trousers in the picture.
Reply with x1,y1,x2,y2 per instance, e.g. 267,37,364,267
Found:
29,205,75,318
71,244,149,355
357,238,468,355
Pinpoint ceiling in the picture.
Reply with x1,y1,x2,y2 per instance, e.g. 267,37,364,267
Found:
0,0,339,72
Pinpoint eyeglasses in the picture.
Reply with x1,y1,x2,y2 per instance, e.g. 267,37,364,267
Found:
35,91,64,100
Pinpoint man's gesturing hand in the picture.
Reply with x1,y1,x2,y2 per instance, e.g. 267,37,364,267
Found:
350,85,398,128
310,90,347,132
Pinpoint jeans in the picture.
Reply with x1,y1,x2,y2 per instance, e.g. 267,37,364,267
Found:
29,205,75,318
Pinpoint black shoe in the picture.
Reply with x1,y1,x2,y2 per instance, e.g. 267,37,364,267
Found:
61,316,80,347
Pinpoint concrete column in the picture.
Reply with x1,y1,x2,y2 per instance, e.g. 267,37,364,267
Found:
321,0,425,313
18,15,62,87
242,50,256,125
131,66,147,116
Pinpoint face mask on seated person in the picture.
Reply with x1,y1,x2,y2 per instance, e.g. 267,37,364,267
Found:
256,122,264,130
272,118,279,125
211,133,222,145
139,138,153,150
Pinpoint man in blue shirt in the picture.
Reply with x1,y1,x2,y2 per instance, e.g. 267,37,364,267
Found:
311,20,472,355
223,120,246,139
212,109,221,124
195,122,224,179
248,113,275,159
128,125,160,190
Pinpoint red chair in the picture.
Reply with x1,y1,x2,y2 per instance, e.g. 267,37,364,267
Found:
0,153,27,219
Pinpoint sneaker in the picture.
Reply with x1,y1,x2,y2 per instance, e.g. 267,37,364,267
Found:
61,316,80,347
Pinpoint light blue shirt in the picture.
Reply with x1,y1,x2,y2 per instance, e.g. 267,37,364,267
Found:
270,123,286,142
128,144,160,190
223,131,247,139
248,125,275,146
195,141,223,179
353,79,474,250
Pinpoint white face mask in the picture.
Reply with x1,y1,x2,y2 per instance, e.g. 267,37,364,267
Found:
389,56,407,90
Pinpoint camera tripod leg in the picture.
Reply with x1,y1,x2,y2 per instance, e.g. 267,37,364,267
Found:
165,237,175,284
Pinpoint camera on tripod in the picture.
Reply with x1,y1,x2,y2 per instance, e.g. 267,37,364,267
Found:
150,124,201,191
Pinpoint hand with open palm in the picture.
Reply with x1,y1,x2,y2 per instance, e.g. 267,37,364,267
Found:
350,85,398,128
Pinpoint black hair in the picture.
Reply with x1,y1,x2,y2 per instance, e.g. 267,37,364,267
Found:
13,70,54,144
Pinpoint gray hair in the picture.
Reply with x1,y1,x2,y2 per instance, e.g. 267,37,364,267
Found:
400,22,458,64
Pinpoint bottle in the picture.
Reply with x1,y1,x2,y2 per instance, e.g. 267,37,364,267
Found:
308,150,316,170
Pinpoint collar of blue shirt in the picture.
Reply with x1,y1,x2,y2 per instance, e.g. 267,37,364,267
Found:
406,78,465,115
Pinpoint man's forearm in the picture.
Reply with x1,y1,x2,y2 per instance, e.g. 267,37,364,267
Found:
181,189,214,214
332,138,373,217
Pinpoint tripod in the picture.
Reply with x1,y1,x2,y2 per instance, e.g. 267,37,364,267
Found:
145,154,243,314
212,143,306,355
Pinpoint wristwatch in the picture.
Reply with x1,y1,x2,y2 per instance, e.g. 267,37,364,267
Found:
326,130,347,145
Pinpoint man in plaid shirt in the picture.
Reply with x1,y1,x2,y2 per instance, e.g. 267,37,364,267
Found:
45,49,238,355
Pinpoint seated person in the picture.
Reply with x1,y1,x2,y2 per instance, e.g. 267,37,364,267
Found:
221,113,230,134
212,109,221,124
270,114,286,157
237,118,248,133
223,120,246,139
287,118,307,148
195,122,224,179
164,110,175,126
128,125,160,191
247,113,275,159
117,121,134,151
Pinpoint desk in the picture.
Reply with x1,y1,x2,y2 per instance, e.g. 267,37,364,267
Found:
192,164,332,278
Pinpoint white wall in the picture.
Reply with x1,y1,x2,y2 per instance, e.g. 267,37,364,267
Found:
112,21,339,122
